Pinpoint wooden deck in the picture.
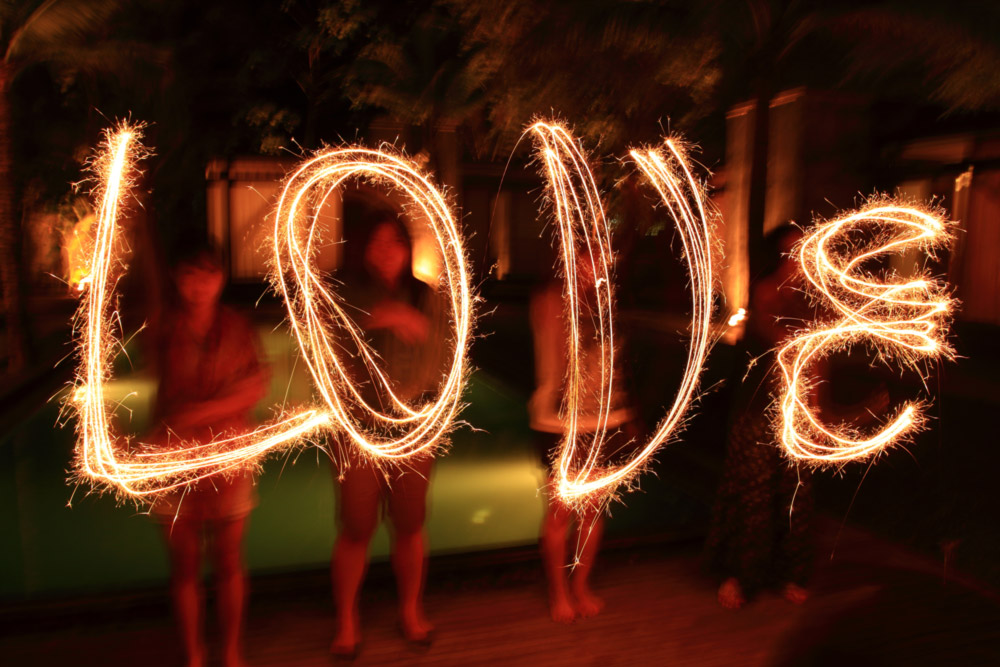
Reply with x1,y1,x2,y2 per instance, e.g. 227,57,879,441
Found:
3,522,999,666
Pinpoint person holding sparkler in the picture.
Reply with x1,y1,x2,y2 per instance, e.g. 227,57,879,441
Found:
329,211,446,657
705,225,816,610
529,248,639,623
148,243,268,667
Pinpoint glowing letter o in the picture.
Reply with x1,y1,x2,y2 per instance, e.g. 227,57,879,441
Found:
272,147,473,461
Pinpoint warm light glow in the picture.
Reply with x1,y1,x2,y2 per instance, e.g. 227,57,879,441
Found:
777,201,955,463
530,122,715,507
272,145,474,462
728,307,747,327
411,229,443,286
73,124,330,497
73,125,471,498
63,210,96,291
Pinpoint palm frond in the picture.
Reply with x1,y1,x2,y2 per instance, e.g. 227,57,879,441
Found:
6,0,123,64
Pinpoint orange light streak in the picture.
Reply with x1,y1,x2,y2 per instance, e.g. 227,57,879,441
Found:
73,126,471,498
272,146,473,461
777,201,955,463
73,124,329,497
530,122,715,507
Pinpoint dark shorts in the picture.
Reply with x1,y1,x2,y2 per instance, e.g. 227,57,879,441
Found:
333,450,434,532
149,470,256,523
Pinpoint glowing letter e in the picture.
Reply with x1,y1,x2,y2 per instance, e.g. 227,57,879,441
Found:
777,203,955,463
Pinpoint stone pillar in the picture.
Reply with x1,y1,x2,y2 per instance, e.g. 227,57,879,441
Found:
205,158,230,277
723,88,870,313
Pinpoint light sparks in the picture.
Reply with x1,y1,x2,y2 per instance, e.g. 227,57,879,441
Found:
776,201,956,463
530,122,715,508
73,124,330,497
73,125,471,498
728,308,747,327
272,146,474,462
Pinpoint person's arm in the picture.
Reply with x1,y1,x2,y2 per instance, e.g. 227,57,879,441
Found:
172,371,268,430
169,318,269,431
365,300,430,344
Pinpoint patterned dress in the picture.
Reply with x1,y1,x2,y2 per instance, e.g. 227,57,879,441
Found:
705,280,816,595
333,274,446,499
148,306,266,522
529,282,636,470
340,275,447,409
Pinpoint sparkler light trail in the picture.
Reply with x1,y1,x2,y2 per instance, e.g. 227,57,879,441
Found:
530,122,715,507
776,201,955,463
273,146,473,461
73,124,330,497
73,126,471,498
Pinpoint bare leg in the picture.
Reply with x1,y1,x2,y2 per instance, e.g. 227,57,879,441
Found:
163,520,206,667
388,459,433,642
331,537,369,655
540,497,575,623
211,518,248,667
782,582,809,605
331,464,379,655
570,508,604,617
777,462,815,604
392,529,432,641
718,577,745,609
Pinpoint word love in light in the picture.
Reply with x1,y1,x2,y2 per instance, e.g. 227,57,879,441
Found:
72,124,473,498
72,121,955,504
530,123,716,508
777,202,955,463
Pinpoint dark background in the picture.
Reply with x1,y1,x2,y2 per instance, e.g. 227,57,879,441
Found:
1,0,998,629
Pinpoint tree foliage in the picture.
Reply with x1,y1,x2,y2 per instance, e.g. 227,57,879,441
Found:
448,0,720,156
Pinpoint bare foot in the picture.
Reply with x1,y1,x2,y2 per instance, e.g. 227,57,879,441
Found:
549,589,576,623
782,583,809,605
222,649,249,667
718,577,745,609
399,606,435,645
184,646,207,667
571,585,604,618
330,612,360,658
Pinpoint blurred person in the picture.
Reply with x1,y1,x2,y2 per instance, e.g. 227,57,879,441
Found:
706,224,892,610
705,225,815,609
529,249,639,623
329,212,446,658
148,243,269,667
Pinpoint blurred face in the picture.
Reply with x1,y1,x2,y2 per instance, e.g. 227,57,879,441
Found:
175,259,224,309
365,222,409,285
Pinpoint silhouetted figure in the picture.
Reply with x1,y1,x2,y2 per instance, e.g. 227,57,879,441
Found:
529,250,638,622
329,214,445,658
148,246,268,667
705,226,815,610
